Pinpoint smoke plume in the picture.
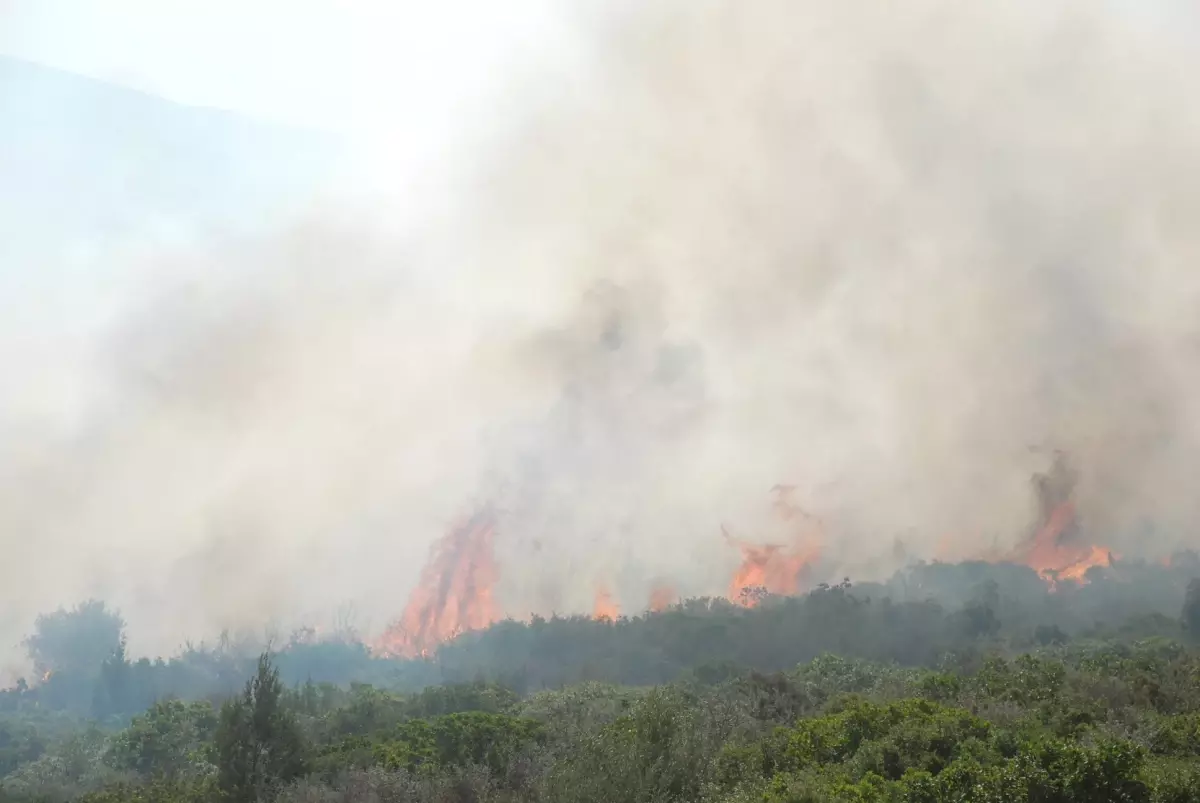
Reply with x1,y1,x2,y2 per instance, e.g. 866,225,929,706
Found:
4,0,1200,663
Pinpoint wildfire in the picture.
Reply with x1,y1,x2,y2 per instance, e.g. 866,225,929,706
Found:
725,486,823,606
1051,543,1114,584
1011,453,1113,588
648,582,677,612
593,584,620,620
376,508,500,658
1017,502,1113,587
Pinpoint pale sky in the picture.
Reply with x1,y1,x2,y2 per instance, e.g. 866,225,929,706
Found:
4,0,1193,207
0,1,580,195
0,1,569,127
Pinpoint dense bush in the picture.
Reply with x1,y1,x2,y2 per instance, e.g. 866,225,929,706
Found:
5,560,1200,800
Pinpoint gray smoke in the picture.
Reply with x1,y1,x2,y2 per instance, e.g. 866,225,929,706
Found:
4,0,1200,666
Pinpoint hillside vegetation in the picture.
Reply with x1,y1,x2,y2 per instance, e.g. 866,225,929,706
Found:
4,559,1200,802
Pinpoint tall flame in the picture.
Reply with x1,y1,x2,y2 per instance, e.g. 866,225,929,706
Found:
376,508,500,657
725,486,823,606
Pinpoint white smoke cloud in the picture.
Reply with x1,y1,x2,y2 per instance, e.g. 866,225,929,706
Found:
4,0,1200,665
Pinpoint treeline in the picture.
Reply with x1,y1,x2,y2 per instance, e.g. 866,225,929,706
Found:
4,558,1200,800
6,556,1200,719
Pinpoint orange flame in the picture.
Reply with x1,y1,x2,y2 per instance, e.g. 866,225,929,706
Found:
726,536,820,605
1011,454,1113,587
1015,500,1113,587
376,508,500,657
648,582,677,612
593,584,620,620
725,486,822,606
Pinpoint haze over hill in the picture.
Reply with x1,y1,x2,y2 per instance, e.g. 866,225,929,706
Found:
0,56,339,668
0,55,339,415
0,56,338,245
0,56,339,326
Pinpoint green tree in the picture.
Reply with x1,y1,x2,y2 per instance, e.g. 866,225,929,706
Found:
0,720,46,776
1182,579,1200,640
215,653,307,802
108,699,217,779
92,637,133,718
23,600,125,677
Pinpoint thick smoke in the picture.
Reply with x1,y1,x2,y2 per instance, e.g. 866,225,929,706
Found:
463,0,1200,603
4,0,1200,663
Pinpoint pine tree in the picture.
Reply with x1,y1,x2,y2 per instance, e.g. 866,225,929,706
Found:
214,653,307,802
92,637,132,718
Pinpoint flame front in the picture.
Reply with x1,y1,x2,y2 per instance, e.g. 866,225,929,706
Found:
726,486,822,606
376,508,500,658
1017,502,1113,586
376,461,1120,648
1011,454,1113,587
726,537,821,605
1052,543,1114,584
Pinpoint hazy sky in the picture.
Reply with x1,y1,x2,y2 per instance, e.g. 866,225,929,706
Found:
1,0,1191,203
0,2,565,125
0,1,582,451
0,1,576,196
